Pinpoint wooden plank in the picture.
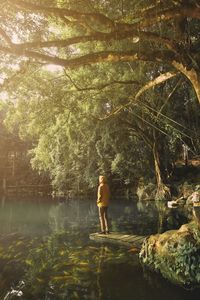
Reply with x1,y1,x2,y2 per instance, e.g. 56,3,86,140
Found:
89,232,147,248
121,235,140,242
133,238,146,245
127,236,146,243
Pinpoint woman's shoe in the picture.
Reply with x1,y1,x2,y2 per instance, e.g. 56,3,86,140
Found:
106,231,110,234
98,231,106,234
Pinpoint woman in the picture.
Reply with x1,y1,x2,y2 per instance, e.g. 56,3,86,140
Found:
97,175,110,234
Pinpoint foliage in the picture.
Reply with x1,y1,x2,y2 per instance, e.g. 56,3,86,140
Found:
0,104,43,187
0,0,200,192
139,222,200,287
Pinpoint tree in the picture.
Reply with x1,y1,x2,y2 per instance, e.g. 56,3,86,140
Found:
0,0,200,101
0,103,44,190
1,0,200,196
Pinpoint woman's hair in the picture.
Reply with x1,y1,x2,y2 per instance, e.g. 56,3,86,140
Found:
99,175,107,183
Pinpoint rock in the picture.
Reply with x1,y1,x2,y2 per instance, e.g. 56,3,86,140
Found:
136,182,157,201
167,197,186,208
179,182,194,198
167,200,179,208
139,222,200,287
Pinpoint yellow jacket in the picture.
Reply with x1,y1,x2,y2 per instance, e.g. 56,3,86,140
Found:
97,183,110,207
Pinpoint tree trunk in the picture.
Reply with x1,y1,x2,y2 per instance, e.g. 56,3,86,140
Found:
153,142,162,187
172,61,200,104
152,140,171,201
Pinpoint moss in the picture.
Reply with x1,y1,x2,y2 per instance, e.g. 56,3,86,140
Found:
139,222,200,288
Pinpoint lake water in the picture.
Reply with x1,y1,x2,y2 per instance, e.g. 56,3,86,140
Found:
0,196,199,300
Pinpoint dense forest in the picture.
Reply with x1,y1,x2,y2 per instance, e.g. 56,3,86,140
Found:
0,0,200,197
1,1,200,298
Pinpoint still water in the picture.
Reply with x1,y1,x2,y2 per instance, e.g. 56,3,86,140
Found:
0,196,199,300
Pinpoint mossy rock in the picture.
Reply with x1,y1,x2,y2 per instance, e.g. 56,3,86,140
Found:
139,222,200,287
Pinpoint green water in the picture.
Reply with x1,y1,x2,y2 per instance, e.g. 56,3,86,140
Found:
0,196,199,300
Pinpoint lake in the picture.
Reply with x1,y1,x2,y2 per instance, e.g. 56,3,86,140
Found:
0,195,199,300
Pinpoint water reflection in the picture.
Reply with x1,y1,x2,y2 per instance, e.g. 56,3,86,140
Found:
0,196,198,300
49,199,99,234
1,195,6,208
48,198,160,236
137,200,188,234
154,200,188,233
0,195,188,239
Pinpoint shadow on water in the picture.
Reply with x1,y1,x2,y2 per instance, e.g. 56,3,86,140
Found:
0,195,199,300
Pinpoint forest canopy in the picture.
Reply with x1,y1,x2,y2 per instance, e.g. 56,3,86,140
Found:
1,0,200,194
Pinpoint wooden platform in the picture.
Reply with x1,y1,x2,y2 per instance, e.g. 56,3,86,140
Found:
89,232,147,248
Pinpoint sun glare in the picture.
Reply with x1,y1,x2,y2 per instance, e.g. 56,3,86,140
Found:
0,91,9,101
42,64,64,73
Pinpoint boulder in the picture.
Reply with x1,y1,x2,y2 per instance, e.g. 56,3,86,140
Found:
139,222,200,287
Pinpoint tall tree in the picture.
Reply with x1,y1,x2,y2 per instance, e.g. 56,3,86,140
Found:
0,0,200,102
1,0,200,196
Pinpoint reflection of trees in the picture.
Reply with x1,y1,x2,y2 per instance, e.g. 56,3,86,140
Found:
136,201,159,234
85,203,98,230
96,246,106,300
155,201,168,233
137,200,188,234
155,201,188,233
49,200,98,233
1,195,5,208
137,201,156,219
49,202,66,232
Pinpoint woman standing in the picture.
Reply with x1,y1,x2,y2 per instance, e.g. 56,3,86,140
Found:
97,175,110,234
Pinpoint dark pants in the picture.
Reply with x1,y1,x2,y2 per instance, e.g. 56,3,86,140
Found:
99,206,109,232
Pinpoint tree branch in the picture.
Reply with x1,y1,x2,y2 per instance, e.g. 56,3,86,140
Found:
64,71,140,91
98,71,178,120
10,0,200,33
7,1,199,54
0,27,12,46
11,0,115,29
156,77,182,117
172,60,200,103
0,46,176,68
117,5,200,31
12,30,176,51
135,71,178,99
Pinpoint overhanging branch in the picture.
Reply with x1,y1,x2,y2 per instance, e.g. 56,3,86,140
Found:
64,71,140,91
10,0,200,33
9,30,175,51
11,0,115,29
135,71,178,99
0,46,176,68
0,27,12,46
98,71,178,120
117,6,200,31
